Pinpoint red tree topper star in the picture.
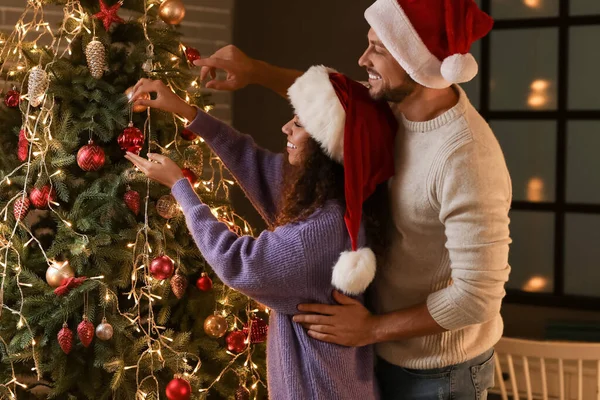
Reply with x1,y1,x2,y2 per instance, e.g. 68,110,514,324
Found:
94,0,125,31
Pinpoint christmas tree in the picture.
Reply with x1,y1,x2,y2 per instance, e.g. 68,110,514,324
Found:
0,0,268,398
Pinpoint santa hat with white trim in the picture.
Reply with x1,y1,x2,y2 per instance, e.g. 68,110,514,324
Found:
365,0,494,89
288,66,397,295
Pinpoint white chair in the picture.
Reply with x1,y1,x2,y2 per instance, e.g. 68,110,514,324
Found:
492,337,600,400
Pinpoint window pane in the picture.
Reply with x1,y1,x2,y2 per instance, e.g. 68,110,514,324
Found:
570,0,600,16
460,40,481,110
490,29,558,111
569,26,600,110
491,0,559,19
492,120,556,202
507,211,555,293
566,121,600,204
565,213,600,297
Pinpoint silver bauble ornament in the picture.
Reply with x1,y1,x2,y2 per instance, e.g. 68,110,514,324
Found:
96,318,114,341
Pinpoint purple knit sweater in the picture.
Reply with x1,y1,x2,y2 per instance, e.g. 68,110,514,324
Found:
171,110,379,400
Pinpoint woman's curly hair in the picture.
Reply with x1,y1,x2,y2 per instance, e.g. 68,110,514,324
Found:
273,137,390,256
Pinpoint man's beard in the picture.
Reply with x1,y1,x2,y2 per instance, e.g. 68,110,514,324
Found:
370,80,417,104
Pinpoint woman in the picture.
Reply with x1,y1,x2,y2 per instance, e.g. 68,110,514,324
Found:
126,66,397,400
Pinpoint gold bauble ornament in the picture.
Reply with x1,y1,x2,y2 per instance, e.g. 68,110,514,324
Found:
125,86,150,113
46,261,75,288
85,39,107,79
159,0,186,25
156,195,179,219
203,313,227,338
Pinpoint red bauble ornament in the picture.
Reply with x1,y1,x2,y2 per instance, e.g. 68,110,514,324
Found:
226,331,247,354
195,273,212,291
4,90,20,108
77,140,106,171
77,316,95,348
150,255,174,280
124,189,141,216
118,123,144,154
30,185,56,209
184,47,200,63
180,128,196,141
243,317,268,344
181,168,197,186
13,197,30,221
18,129,28,162
93,0,124,31
58,323,74,354
166,377,191,400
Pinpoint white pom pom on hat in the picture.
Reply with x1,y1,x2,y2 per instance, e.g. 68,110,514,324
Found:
364,0,494,89
441,53,479,84
331,248,377,296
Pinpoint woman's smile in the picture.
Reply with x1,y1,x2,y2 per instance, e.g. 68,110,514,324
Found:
287,141,298,151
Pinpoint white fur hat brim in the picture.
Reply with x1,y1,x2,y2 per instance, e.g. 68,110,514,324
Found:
365,0,452,89
331,248,377,295
288,65,346,163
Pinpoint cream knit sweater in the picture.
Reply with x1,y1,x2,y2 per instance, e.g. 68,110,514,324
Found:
373,86,512,369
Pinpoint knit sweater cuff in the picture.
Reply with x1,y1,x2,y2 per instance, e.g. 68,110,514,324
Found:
186,107,223,143
427,289,468,331
171,178,204,213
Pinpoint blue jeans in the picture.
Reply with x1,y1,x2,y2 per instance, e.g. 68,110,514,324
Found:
376,350,495,400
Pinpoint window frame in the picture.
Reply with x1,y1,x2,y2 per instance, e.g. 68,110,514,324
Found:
479,0,600,310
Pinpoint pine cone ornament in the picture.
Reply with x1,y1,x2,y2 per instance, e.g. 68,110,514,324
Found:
235,386,251,400
18,129,28,162
28,66,49,107
85,39,107,79
58,323,74,354
77,316,95,347
13,197,30,221
124,189,141,216
243,317,268,344
170,273,188,299
183,145,203,177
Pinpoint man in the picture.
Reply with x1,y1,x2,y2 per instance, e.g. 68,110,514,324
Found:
196,0,511,398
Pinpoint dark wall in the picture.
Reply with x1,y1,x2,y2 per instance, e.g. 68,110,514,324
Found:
231,0,374,228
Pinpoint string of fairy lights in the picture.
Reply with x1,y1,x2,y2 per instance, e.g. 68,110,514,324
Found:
0,0,266,398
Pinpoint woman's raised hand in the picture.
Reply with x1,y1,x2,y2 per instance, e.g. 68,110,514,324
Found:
129,79,198,122
125,152,185,189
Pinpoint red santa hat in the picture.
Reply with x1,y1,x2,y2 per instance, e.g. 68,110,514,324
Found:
365,0,494,89
288,66,397,295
